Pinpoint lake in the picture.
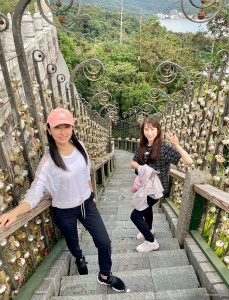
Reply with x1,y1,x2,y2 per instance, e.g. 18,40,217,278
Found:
159,19,208,33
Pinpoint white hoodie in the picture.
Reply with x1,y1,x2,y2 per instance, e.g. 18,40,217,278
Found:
132,164,164,211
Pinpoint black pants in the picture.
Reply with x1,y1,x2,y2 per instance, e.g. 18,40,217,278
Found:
130,196,158,242
52,193,112,276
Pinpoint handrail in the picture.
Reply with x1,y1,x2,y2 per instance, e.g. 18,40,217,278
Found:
169,169,185,182
193,183,229,213
0,197,51,241
0,151,115,242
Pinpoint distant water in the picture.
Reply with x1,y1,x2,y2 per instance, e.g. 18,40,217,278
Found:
159,19,208,33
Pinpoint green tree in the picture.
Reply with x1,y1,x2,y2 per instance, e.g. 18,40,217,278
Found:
0,0,36,15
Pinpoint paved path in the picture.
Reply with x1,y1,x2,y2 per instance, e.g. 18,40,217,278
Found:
50,149,210,299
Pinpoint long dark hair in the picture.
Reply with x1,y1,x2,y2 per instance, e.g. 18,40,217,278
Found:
138,116,162,164
47,124,88,170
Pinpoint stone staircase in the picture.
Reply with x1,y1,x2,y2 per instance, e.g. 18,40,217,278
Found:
51,149,210,300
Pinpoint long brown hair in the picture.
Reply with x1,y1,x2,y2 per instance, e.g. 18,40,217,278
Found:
138,116,162,163
47,124,88,170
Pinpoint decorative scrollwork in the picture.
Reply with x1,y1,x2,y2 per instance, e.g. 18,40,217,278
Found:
70,59,104,83
122,112,128,119
181,0,226,23
32,50,45,62
65,82,72,90
36,0,82,28
99,104,119,115
89,91,112,106
57,74,65,83
156,61,192,100
216,49,229,62
83,59,105,82
0,13,9,32
147,88,171,104
204,62,215,73
47,63,57,74
141,103,158,114
193,73,204,83
156,62,177,84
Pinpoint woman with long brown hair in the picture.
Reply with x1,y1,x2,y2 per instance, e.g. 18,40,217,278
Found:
0,108,125,292
130,116,192,252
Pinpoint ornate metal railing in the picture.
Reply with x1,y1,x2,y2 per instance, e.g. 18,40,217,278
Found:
0,2,113,298
0,0,227,298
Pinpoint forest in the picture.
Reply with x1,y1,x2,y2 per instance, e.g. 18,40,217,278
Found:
0,1,227,117
61,0,196,17
56,3,228,116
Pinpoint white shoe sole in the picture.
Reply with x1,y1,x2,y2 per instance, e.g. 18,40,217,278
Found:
97,276,125,292
136,240,159,252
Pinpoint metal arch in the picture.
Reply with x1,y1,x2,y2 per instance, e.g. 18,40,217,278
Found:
147,88,171,103
180,0,225,23
136,111,149,124
141,103,158,114
0,13,35,189
89,91,112,106
99,104,119,115
127,106,142,116
137,111,150,118
69,58,104,83
156,61,192,100
12,0,45,156
36,0,82,28
69,58,105,117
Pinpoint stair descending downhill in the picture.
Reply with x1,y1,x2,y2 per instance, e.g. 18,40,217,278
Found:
51,149,210,300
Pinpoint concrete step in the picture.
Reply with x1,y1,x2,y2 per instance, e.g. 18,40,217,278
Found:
60,269,154,296
100,220,170,231
156,288,210,299
51,288,210,299
81,228,173,241
100,212,167,223
58,265,202,297
69,250,190,276
152,265,200,291
51,292,157,300
80,237,180,256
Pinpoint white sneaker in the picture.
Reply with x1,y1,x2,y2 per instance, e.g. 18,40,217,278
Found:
136,227,155,240
136,239,159,252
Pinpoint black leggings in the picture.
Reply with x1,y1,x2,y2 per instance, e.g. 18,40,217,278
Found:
52,193,112,276
130,196,159,242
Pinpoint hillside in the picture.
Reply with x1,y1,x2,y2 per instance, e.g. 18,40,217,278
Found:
62,0,195,18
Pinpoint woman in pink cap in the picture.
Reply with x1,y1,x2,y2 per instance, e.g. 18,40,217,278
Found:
0,108,125,292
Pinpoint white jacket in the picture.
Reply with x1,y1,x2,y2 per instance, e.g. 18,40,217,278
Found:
132,164,164,211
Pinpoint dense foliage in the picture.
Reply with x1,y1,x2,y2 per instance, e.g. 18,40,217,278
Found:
0,2,227,118
57,4,228,117
0,0,36,14
60,0,196,17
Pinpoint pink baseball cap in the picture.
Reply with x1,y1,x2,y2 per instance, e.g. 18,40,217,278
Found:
47,108,74,128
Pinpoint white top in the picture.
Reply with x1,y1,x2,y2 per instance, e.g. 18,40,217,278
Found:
132,164,164,211
22,142,91,209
